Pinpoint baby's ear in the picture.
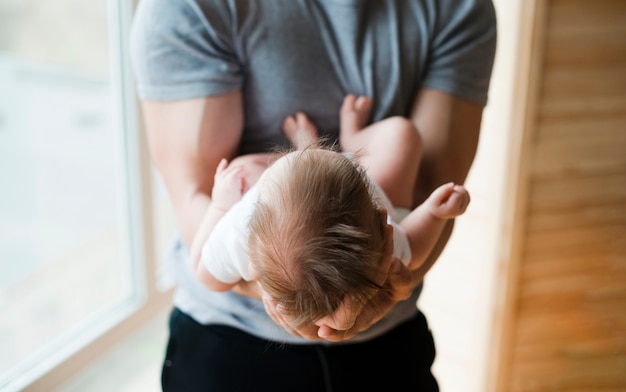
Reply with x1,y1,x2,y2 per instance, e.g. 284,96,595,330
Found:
377,207,390,225
248,262,259,281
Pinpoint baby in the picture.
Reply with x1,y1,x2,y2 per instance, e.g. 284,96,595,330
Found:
192,95,470,327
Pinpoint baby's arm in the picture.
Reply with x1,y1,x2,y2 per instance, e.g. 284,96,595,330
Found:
192,158,247,292
399,183,470,271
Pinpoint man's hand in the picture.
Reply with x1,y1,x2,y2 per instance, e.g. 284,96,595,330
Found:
261,220,416,341
262,294,321,339
261,257,413,341
317,258,414,341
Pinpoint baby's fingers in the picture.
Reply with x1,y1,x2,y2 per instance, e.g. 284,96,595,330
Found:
215,158,229,175
448,186,471,214
429,182,456,204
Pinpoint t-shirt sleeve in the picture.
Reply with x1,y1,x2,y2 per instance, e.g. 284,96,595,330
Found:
422,0,497,105
129,0,242,100
390,221,412,267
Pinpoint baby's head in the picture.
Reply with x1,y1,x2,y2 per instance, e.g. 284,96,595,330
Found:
247,147,388,327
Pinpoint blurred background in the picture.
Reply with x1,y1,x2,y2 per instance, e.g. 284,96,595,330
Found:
0,0,173,390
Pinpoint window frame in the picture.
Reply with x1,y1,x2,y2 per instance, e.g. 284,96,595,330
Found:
3,0,173,390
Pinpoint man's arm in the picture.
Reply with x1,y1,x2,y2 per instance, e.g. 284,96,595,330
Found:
141,91,243,250
405,88,482,283
401,182,470,271
315,88,485,341
141,91,264,298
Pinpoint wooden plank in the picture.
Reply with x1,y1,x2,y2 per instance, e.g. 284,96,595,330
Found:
525,242,625,267
541,66,626,101
524,241,626,263
511,340,626,373
525,223,626,254
528,202,626,232
519,271,626,299
513,336,626,362
539,95,626,119
531,135,626,178
515,298,626,330
520,260,626,290
510,354,626,392
528,173,626,211
537,115,626,142
522,254,615,280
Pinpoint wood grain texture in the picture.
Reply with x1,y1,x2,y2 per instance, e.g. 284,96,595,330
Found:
498,0,626,390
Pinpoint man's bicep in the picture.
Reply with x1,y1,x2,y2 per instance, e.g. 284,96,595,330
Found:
410,88,484,206
140,91,244,244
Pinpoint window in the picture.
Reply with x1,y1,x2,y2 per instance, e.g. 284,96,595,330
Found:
0,0,173,390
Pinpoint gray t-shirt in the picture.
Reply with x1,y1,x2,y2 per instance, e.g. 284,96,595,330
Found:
130,0,496,344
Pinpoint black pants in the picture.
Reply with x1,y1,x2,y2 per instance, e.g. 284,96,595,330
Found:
162,308,439,392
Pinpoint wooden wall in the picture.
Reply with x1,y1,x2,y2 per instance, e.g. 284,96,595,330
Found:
493,0,626,390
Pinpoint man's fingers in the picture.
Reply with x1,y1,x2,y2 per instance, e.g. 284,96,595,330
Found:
316,295,362,331
262,294,321,340
318,325,353,342
262,294,299,337
261,217,410,344
293,325,321,340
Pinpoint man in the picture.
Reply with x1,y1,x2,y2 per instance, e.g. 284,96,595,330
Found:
130,0,496,390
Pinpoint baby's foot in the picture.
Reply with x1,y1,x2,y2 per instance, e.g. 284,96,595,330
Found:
340,94,372,135
426,183,471,219
282,112,319,149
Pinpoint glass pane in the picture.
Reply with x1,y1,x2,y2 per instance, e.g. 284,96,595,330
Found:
152,170,176,291
0,0,138,388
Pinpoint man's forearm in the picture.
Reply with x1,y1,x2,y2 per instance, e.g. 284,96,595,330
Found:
189,202,231,271
141,93,244,248
176,191,212,249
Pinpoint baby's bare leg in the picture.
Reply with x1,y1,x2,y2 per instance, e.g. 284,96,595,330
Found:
339,95,422,209
339,95,373,146
282,112,319,149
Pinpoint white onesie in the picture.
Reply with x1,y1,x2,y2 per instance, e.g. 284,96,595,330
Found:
201,181,411,284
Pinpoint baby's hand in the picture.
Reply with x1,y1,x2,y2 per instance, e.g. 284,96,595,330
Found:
211,158,247,212
427,182,470,219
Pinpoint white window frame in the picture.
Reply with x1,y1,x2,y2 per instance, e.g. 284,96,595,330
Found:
3,0,173,390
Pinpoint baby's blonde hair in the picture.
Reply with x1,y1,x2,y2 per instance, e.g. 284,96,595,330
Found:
247,147,387,327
